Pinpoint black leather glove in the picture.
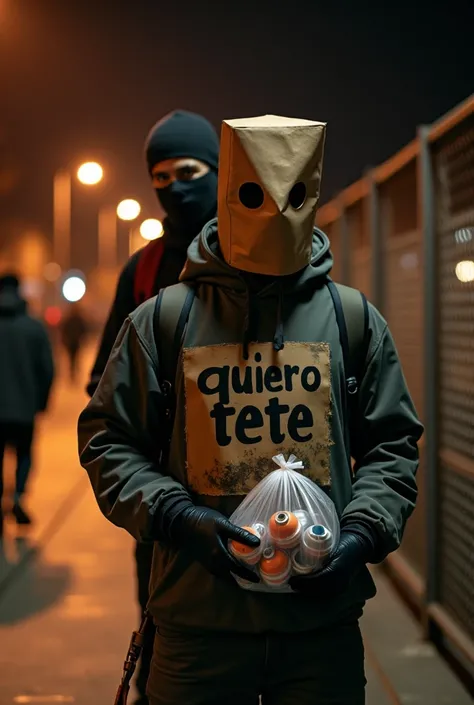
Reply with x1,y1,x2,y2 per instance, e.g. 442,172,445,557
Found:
165,503,261,584
289,527,374,597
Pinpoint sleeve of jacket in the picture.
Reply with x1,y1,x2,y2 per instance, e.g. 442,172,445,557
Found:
36,321,55,411
341,304,424,562
78,305,191,542
86,254,139,397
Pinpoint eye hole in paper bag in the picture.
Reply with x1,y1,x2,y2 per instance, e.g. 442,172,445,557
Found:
288,182,307,210
239,182,265,210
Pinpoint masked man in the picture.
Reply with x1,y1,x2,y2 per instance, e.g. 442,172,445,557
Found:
86,109,219,704
87,109,219,396
79,115,422,705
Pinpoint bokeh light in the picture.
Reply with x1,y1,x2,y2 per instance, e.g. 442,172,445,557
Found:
62,276,86,302
44,306,62,326
139,218,163,241
117,199,141,221
44,262,62,282
455,260,474,283
77,162,104,186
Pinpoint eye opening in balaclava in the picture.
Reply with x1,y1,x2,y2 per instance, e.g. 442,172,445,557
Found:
239,182,265,210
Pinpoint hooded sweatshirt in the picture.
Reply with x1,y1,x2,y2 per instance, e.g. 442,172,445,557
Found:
79,220,422,633
0,286,54,423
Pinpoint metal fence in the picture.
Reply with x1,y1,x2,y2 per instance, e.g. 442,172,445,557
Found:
316,94,474,672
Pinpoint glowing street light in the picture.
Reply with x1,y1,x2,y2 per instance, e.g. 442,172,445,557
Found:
117,199,141,221
140,218,163,241
54,160,104,273
62,275,86,302
77,161,104,186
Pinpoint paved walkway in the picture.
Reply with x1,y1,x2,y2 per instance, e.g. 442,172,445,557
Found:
0,346,470,704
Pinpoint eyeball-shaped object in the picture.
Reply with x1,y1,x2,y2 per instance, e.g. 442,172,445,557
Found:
268,511,301,549
301,524,333,564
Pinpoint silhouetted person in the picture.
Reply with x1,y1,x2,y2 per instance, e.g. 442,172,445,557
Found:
60,304,88,383
0,274,54,532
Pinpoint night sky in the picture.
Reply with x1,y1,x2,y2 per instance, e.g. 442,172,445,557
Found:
1,0,473,271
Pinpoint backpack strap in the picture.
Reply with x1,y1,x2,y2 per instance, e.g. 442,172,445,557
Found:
326,280,369,459
153,283,195,389
134,238,165,306
153,283,195,446
328,282,369,395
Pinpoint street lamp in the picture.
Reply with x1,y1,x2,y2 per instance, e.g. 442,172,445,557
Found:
117,199,142,256
53,161,104,272
117,199,141,221
77,162,103,186
97,198,143,268
140,218,163,241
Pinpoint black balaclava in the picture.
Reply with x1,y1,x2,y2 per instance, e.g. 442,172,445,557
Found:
145,110,219,236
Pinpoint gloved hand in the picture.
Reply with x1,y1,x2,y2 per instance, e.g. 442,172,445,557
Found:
289,528,374,597
166,504,261,584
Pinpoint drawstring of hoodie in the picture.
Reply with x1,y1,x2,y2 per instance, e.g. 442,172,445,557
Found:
242,282,285,360
242,288,255,360
273,284,285,352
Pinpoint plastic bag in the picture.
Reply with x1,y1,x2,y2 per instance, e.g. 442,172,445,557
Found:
229,453,340,592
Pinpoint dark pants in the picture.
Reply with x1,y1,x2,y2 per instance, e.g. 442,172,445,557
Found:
135,541,156,698
147,615,366,705
0,422,34,505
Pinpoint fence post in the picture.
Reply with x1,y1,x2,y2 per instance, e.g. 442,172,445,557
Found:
369,173,383,311
419,124,439,633
339,200,350,285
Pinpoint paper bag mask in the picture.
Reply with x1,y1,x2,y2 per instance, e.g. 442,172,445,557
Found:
217,115,326,276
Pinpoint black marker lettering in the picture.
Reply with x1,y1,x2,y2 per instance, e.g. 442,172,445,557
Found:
264,366,284,392
288,404,313,442
197,366,230,405
210,403,236,446
284,365,300,392
264,396,290,444
235,405,263,444
301,366,321,393
231,366,253,395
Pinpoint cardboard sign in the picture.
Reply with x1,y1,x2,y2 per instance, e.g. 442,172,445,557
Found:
183,342,332,496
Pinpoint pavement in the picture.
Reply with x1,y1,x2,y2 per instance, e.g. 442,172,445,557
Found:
0,344,471,704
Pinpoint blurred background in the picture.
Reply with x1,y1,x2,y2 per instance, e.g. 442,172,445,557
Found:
0,1,474,703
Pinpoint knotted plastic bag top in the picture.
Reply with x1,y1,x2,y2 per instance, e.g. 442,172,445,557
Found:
272,453,304,471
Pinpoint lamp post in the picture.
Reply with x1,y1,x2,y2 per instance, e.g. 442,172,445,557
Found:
116,199,142,257
53,161,103,272
96,198,142,270
97,205,118,269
